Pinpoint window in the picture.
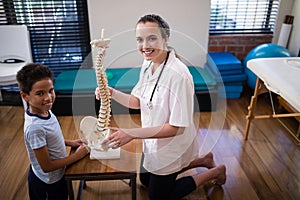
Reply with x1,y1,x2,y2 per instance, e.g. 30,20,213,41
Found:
0,0,91,78
210,0,280,34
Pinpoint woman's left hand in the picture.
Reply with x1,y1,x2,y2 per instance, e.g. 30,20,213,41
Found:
103,127,134,149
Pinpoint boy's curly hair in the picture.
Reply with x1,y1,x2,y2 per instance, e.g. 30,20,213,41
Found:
16,63,53,94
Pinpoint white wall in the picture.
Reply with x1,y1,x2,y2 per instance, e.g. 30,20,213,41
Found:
87,0,210,68
273,0,294,44
274,0,300,56
87,0,299,68
288,0,300,56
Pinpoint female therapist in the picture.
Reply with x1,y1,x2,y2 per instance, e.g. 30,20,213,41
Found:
96,14,226,200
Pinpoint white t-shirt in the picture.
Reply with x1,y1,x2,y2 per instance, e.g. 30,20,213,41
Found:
132,50,199,175
24,109,66,184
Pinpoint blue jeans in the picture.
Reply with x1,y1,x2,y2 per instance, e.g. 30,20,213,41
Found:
139,154,196,200
28,165,68,200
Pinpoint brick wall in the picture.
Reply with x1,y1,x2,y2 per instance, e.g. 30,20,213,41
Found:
208,34,273,62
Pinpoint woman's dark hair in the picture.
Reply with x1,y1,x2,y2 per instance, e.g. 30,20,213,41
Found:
16,63,53,94
136,14,181,59
136,14,170,39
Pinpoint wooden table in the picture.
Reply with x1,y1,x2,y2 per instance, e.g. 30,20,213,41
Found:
65,140,138,200
244,57,300,143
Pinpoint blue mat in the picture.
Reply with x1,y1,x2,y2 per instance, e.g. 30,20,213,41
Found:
219,69,244,76
205,52,248,99
219,91,243,99
218,84,244,98
207,52,243,71
205,64,247,83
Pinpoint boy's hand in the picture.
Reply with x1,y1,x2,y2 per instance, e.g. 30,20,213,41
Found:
75,144,90,158
66,139,85,147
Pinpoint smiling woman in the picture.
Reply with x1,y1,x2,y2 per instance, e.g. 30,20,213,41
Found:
95,14,226,200
135,14,170,65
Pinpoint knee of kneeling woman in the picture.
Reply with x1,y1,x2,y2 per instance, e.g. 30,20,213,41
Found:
139,172,150,187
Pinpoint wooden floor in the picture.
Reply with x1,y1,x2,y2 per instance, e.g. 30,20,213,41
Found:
0,90,299,200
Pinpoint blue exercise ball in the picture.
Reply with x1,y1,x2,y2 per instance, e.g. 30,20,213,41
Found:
244,43,292,89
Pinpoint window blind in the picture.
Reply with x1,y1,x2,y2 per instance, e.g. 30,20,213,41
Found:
210,0,280,34
0,0,91,78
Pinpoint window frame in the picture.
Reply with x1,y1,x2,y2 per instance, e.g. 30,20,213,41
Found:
209,0,280,35
0,0,91,78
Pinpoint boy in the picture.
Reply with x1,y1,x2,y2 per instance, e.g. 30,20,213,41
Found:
16,63,89,200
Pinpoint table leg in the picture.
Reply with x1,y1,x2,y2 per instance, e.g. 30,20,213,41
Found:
130,174,137,200
76,180,85,200
244,78,267,140
244,96,257,140
66,179,74,200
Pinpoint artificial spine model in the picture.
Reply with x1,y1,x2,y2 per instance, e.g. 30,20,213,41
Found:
90,29,111,146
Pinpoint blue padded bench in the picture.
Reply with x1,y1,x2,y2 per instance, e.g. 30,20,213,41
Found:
52,66,217,115
54,68,139,94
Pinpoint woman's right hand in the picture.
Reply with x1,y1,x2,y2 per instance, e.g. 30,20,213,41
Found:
95,87,100,100
95,86,114,100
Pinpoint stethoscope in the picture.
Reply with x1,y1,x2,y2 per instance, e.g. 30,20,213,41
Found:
142,51,170,110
